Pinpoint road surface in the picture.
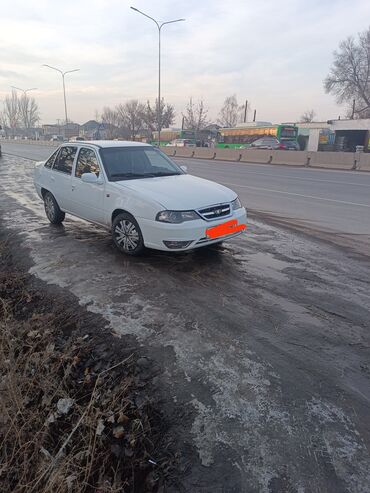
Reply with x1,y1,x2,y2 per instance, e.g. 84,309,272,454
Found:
2,141,370,256
0,145,370,492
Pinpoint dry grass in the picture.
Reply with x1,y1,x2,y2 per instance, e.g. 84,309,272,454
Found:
0,240,170,492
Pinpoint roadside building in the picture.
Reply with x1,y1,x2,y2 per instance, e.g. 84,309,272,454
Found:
294,119,370,152
294,122,332,151
328,118,370,152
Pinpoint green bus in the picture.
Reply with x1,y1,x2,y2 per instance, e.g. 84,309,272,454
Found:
217,124,298,148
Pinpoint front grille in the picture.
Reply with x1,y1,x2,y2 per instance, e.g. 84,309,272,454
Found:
197,203,231,221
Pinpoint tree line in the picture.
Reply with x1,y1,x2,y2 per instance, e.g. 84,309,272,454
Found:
0,90,40,136
98,94,251,139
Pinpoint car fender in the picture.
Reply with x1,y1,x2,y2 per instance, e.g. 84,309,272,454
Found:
106,183,165,226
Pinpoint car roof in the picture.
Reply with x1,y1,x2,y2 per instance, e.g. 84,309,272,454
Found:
65,140,152,149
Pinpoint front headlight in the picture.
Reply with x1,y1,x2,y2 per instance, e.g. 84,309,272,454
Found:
231,197,242,210
156,210,199,223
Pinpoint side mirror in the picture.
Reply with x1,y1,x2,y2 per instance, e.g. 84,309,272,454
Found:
81,172,99,183
180,165,188,173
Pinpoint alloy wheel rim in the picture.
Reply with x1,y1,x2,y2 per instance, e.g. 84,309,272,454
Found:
114,220,140,251
45,196,55,220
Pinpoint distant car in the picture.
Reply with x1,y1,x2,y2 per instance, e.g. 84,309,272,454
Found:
246,138,298,150
282,140,300,151
34,141,247,256
69,136,85,142
168,139,196,148
248,138,282,150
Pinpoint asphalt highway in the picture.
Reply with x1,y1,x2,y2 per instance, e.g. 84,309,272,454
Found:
2,141,370,256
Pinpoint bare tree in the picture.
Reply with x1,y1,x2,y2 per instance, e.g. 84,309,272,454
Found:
3,90,20,136
218,95,243,127
142,98,175,133
0,111,8,138
324,27,370,118
116,100,145,141
18,94,40,128
182,97,209,133
300,109,317,123
101,106,120,139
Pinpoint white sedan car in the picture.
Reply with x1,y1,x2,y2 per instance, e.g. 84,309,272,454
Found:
34,141,247,255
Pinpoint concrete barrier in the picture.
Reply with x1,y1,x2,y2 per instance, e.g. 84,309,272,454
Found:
271,150,308,166
358,153,370,171
240,149,272,164
173,147,195,158
1,139,57,147
308,151,355,169
214,148,241,161
162,146,176,157
193,147,216,159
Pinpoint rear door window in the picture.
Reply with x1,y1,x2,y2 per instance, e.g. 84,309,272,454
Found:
53,146,77,175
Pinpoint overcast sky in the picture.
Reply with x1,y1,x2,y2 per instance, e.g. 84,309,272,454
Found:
1,0,370,126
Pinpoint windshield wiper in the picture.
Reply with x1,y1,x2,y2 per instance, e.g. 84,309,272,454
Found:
110,172,156,178
151,172,181,177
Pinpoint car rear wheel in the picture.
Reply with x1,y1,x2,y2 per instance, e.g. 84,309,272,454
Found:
112,213,145,256
44,191,65,224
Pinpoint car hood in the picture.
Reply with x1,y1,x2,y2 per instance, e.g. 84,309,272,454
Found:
112,174,237,210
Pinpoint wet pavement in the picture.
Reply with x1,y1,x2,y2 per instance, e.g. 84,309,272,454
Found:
0,154,370,492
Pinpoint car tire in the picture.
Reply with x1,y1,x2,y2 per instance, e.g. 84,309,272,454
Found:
43,191,65,224
112,212,145,256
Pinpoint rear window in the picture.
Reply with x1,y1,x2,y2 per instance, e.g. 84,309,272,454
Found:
53,146,77,175
44,149,59,169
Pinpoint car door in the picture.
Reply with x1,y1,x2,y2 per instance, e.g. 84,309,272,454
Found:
70,146,106,224
49,145,77,211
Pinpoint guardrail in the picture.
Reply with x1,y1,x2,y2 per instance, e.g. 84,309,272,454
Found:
162,146,370,171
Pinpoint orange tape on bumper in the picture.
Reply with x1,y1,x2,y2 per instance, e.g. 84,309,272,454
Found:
206,219,246,239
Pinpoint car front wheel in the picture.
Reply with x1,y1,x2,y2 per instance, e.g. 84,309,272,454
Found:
112,213,145,256
44,191,65,224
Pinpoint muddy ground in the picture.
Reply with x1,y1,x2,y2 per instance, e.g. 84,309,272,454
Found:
0,154,370,492
0,233,180,492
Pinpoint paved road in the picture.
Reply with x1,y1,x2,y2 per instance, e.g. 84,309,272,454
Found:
2,142,370,256
0,150,370,492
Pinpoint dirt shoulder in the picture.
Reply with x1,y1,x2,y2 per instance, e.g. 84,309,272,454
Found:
0,226,181,493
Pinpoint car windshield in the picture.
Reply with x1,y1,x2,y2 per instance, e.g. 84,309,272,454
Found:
99,146,182,181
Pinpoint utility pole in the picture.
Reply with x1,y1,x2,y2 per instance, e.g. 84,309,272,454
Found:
130,7,185,147
243,100,248,123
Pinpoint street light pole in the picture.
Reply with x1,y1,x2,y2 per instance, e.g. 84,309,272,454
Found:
42,65,79,125
130,7,185,147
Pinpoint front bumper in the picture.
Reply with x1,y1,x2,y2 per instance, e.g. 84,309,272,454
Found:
139,207,247,251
